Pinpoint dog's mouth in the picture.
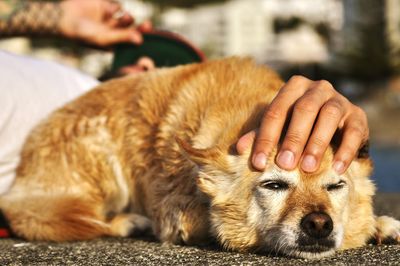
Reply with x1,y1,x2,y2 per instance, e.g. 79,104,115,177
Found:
291,234,336,258
297,234,336,250
264,240,336,259
260,220,341,259
296,243,334,253
261,228,337,259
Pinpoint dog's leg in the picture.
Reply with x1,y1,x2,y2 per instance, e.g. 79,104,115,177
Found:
2,193,152,241
373,216,400,245
109,213,152,237
153,196,211,246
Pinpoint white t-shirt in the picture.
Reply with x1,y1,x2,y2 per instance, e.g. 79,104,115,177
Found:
0,51,99,195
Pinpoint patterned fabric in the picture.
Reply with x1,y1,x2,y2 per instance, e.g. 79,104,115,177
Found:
0,1,24,19
0,0,61,37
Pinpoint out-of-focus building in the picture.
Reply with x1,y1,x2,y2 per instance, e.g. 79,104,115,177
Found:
162,0,270,59
3,0,400,78
386,0,400,69
386,0,400,110
161,0,343,64
263,0,342,64
387,0,400,47
122,0,153,24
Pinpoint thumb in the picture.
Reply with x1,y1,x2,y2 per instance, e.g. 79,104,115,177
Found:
236,130,257,155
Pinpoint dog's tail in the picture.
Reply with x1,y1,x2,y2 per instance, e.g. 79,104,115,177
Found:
0,194,114,241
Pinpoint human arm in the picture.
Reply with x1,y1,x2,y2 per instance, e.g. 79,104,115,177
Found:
236,75,369,174
0,0,61,36
0,0,149,46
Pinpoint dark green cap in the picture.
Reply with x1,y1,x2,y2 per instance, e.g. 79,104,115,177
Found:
111,30,206,72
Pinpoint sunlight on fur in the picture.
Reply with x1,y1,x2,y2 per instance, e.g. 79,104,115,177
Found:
0,58,399,258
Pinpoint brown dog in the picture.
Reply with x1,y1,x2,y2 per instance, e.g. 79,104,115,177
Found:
1,58,399,258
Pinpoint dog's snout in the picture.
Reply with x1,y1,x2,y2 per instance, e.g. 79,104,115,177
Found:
301,212,333,239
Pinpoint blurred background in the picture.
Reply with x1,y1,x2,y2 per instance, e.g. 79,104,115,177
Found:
1,0,399,191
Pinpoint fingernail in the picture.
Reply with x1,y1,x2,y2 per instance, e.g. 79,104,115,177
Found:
333,161,345,174
253,153,267,170
301,155,317,172
277,150,295,169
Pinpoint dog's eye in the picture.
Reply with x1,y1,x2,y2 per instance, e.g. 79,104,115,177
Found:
260,180,289,191
327,180,346,191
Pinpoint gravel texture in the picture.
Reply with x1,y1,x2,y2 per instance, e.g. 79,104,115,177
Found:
0,193,399,266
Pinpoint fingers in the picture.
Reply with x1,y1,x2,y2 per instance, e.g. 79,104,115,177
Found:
107,10,134,28
276,82,335,170
333,109,369,174
105,3,152,32
299,97,347,172
58,0,143,46
114,12,135,27
118,56,156,75
94,27,143,46
119,65,145,75
248,75,369,175
108,15,151,44
104,1,135,32
104,0,124,20
136,57,155,71
138,20,153,33
251,76,312,170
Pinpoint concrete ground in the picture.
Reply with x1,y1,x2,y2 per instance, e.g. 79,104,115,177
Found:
0,193,399,266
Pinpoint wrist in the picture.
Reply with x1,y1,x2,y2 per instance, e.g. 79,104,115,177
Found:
58,1,79,39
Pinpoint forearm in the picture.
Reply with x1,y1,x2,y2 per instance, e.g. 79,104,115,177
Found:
0,0,61,37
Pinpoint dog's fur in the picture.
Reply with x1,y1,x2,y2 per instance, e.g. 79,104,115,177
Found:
1,58,399,258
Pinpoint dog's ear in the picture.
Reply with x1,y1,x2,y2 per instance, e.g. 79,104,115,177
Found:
357,141,370,159
176,137,234,197
332,131,370,159
176,136,223,166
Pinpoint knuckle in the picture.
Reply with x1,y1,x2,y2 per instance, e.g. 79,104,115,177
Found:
338,145,358,162
284,132,304,146
316,79,334,91
347,125,366,139
263,106,285,121
288,75,310,89
256,137,276,149
322,100,343,118
301,86,327,103
309,136,328,151
289,75,306,83
294,98,318,114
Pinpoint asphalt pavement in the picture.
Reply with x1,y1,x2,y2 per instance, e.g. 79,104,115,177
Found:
0,193,399,266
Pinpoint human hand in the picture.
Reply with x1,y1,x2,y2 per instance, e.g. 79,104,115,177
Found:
99,56,156,81
118,56,156,75
236,76,369,174
59,0,151,47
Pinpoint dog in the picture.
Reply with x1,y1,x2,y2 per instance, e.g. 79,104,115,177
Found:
1,58,399,259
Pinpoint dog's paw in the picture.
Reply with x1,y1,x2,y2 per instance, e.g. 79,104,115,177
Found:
373,216,400,245
110,213,153,237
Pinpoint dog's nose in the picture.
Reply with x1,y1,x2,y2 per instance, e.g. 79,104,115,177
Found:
300,212,333,239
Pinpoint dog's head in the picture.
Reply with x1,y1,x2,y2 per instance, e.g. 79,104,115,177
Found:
178,138,374,259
